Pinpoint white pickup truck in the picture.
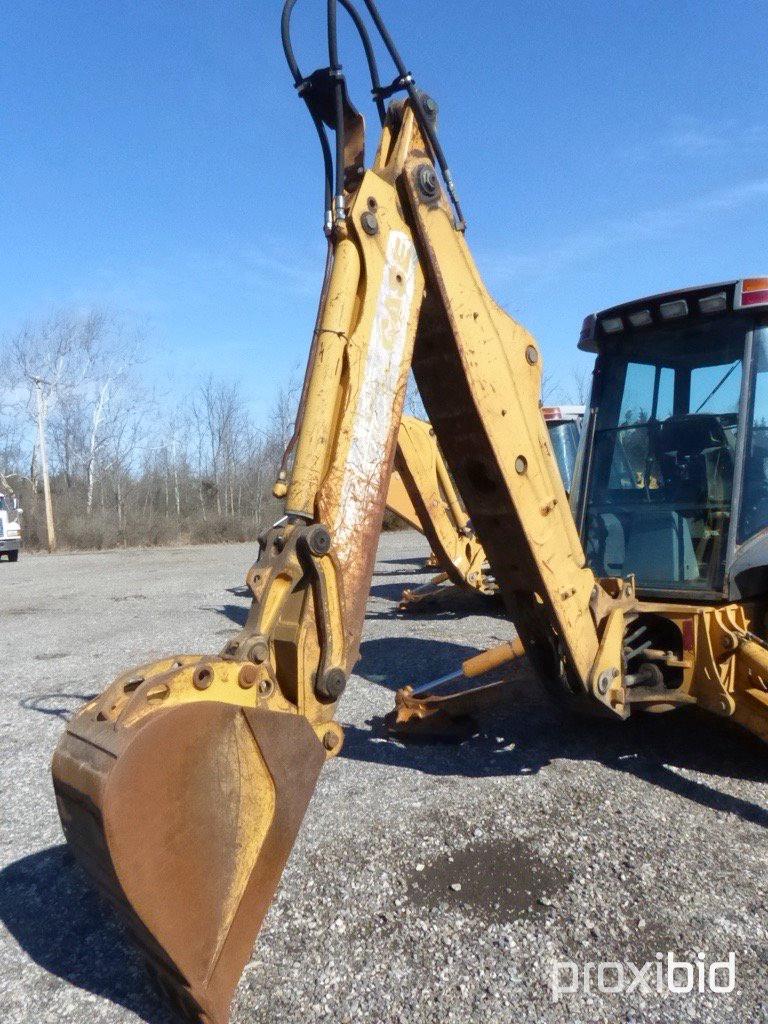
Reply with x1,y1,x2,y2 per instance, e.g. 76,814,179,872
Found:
0,493,21,562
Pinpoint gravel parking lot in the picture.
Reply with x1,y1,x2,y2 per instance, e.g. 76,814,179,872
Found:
1,533,766,1024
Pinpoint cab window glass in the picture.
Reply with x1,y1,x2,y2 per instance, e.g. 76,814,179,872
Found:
619,364,655,424
690,361,742,415
739,327,768,541
657,366,674,420
584,318,746,591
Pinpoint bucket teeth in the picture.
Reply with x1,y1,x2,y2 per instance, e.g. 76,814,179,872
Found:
52,663,326,1024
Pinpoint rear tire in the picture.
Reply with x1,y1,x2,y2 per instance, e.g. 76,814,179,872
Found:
8,550,19,562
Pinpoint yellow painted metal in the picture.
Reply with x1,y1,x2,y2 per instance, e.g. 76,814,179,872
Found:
588,607,629,718
386,468,422,531
389,415,493,601
286,236,361,518
402,158,603,686
734,637,768,742
386,411,584,609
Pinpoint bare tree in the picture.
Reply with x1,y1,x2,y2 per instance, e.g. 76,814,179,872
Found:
0,379,24,493
8,312,104,549
559,364,592,406
572,365,592,405
0,308,311,551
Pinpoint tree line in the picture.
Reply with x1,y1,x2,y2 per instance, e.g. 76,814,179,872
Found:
0,308,587,554
0,310,295,551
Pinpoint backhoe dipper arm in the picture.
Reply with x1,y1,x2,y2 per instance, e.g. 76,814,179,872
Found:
51,101,629,1024
388,414,494,603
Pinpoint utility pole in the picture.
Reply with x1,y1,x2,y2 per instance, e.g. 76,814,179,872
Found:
34,378,56,552
171,436,181,518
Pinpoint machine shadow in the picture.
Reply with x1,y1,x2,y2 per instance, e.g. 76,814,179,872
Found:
18,693,97,720
348,640,768,827
0,846,175,1024
206,602,250,626
377,555,429,567
355,635,483,690
367,583,505,620
371,566,428,578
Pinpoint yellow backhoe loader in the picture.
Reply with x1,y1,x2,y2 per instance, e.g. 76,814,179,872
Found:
51,4,768,1023
386,408,583,609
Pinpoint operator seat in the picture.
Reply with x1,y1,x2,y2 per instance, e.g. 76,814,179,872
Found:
657,414,733,505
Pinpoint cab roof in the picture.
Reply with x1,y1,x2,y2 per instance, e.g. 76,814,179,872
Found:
578,278,768,353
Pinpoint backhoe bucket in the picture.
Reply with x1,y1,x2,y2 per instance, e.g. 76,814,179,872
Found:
51,658,326,1024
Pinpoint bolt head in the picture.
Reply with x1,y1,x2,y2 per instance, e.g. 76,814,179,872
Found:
238,664,259,689
317,667,346,701
246,636,269,664
415,164,439,201
360,210,379,236
305,524,332,557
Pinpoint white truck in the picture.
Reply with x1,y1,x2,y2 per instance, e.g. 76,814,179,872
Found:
0,492,21,562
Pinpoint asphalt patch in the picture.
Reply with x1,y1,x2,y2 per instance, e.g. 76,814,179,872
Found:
408,837,565,923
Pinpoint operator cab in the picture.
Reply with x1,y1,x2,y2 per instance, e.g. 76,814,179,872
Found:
573,278,768,600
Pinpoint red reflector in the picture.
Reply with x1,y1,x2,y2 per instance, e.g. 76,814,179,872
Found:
742,288,768,306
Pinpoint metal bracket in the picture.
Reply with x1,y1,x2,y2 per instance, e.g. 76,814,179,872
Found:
223,520,347,706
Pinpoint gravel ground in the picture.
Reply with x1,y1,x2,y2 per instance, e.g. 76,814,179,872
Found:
1,532,766,1024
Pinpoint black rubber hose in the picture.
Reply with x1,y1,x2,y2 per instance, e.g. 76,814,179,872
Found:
327,0,346,209
336,0,385,124
282,0,465,225
281,0,333,220
281,0,384,221
280,0,302,83
360,0,466,229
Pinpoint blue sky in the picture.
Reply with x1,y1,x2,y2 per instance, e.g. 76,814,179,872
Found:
4,1,767,418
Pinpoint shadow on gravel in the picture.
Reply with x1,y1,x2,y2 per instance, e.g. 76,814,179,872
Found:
19,693,97,721
0,845,175,1024
356,636,483,690
371,566,427,578
367,582,505,620
347,641,768,827
206,602,250,626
